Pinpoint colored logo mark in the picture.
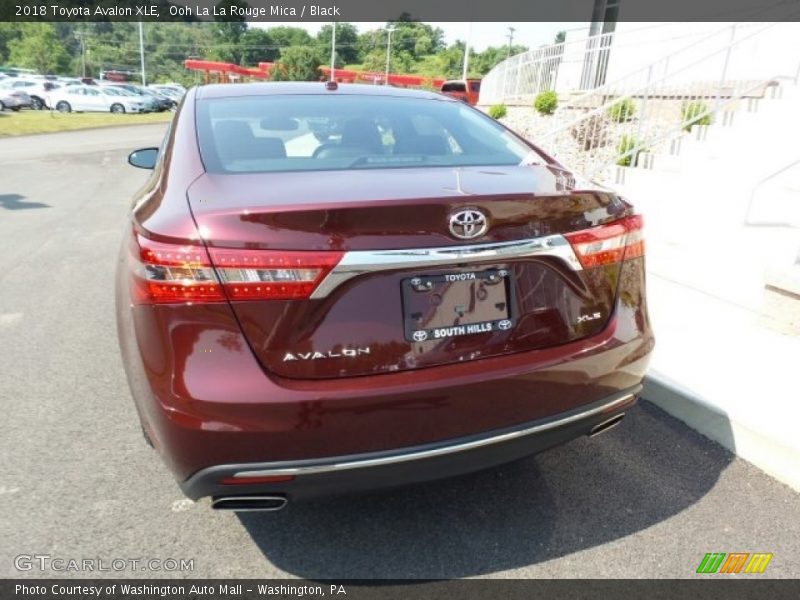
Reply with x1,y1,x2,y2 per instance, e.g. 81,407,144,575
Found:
696,552,773,574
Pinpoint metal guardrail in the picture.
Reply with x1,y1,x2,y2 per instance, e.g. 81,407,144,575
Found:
746,158,800,227
478,23,742,106
527,23,792,181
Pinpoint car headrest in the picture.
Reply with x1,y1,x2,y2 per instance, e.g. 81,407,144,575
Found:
340,118,383,151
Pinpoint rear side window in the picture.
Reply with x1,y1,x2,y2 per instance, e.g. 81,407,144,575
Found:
195,94,537,174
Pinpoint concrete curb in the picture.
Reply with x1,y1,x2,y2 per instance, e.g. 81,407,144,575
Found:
643,371,800,492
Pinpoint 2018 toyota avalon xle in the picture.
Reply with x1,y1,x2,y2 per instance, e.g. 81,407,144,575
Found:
116,82,653,511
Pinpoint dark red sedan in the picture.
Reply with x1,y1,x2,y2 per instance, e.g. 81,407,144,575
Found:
116,82,653,511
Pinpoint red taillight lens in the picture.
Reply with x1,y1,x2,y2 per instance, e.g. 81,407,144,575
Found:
564,215,644,268
131,234,342,304
132,235,224,304
208,248,342,300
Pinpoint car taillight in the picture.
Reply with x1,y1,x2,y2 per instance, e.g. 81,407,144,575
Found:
564,215,644,268
131,235,223,304
131,234,342,304
208,247,342,300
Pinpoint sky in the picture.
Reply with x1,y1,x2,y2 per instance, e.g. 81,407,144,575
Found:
251,22,588,52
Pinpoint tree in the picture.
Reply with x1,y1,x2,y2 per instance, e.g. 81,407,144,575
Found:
7,24,70,74
270,46,323,81
435,43,466,79
240,28,277,65
268,26,313,53
388,20,445,61
316,23,359,65
470,45,528,76
361,49,386,73
0,22,23,63
209,1,248,64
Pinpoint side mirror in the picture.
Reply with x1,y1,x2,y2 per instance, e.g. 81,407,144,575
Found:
128,147,159,170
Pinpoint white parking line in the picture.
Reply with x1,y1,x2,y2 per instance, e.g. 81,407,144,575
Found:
0,313,23,326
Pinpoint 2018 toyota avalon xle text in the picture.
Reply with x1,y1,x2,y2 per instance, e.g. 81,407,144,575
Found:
116,82,653,511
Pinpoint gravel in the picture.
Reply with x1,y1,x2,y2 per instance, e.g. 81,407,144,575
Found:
482,104,683,181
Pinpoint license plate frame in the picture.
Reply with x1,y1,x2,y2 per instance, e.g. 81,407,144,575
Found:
401,268,516,343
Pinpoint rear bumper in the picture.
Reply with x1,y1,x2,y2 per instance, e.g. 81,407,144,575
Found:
117,241,653,491
182,387,639,501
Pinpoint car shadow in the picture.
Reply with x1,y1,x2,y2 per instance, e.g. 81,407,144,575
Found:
237,401,734,578
0,193,50,210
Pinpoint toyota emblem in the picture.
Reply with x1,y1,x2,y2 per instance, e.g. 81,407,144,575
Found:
412,330,428,342
449,208,488,240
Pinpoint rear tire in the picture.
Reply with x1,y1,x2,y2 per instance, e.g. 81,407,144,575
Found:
10,107,20,112
111,103,125,114
56,101,71,113
31,96,44,110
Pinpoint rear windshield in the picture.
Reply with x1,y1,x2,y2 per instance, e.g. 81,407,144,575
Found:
195,94,536,174
441,82,466,92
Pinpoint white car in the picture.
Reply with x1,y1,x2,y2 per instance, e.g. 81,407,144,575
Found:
150,83,186,95
0,88,32,111
0,78,60,110
47,84,146,114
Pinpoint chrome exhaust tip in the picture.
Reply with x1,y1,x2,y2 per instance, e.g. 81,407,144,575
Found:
588,413,626,437
211,495,288,512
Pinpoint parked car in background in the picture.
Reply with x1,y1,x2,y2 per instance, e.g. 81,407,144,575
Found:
0,88,32,111
117,82,653,510
101,86,158,112
148,85,185,103
0,67,38,78
440,79,482,105
138,87,176,111
105,83,173,112
0,89,28,111
47,84,147,113
0,78,62,109
101,84,160,112
149,83,187,96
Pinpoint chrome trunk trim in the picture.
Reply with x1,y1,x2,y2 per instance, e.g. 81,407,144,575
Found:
310,234,582,299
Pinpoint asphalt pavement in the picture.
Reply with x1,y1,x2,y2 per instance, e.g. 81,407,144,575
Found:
1,124,799,579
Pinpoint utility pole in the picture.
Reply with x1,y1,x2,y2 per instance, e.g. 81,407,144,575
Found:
501,26,516,101
75,31,86,77
462,22,472,81
506,26,516,59
384,26,396,85
138,22,146,86
329,22,337,81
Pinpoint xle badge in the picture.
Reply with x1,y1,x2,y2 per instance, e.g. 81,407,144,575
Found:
577,312,602,323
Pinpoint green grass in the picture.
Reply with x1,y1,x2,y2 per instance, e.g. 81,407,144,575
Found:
0,110,173,137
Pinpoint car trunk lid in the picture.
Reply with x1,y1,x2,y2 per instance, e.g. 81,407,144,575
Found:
187,165,635,379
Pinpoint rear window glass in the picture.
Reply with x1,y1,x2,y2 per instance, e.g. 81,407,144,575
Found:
196,94,536,174
441,82,466,92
